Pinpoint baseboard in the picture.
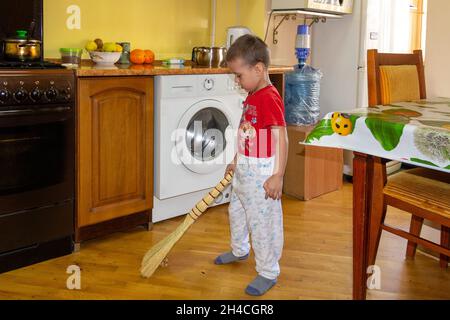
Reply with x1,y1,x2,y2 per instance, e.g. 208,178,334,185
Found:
76,211,151,243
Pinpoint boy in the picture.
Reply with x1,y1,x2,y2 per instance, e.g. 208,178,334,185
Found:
215,35,288,296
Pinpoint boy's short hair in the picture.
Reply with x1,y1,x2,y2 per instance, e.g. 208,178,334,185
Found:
226,34,270,68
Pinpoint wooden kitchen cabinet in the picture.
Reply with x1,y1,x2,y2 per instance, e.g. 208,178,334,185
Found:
269,72,285,99
76,77,153,242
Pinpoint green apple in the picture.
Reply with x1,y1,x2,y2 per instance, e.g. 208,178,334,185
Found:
85,41,97,52
103,42,117,52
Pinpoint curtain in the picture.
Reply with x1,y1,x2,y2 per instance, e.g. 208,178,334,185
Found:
378,0,413,53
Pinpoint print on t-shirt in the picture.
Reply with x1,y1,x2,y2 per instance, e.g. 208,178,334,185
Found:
239,104,257,156
239,120,257,154
237,86,287,158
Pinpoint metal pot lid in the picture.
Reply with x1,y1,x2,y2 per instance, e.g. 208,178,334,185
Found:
4,38,42,44
195,46,226,51
4,30,41,43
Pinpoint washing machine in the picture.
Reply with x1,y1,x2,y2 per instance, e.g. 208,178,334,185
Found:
153,74,246,222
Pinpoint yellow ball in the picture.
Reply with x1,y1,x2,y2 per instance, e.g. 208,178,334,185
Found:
331,112,353,136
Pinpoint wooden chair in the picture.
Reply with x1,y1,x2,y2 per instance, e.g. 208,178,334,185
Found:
367,49,427,107
367,49,450,269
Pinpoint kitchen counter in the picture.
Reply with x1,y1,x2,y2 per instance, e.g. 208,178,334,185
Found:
71,60,293,77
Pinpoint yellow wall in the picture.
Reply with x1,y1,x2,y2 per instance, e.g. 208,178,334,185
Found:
215,0,266,46
43,0,266,60
239,0,266,38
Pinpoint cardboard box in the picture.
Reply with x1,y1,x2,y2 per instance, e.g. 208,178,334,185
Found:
283,125,344,200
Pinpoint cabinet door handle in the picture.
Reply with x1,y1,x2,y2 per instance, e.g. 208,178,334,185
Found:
0,106,71,116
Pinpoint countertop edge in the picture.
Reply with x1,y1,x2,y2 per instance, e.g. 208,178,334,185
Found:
71,61,293,77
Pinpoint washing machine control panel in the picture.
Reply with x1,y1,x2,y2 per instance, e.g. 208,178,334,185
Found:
203,78,215,91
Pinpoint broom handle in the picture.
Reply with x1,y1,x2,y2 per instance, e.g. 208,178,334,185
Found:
188,172,233,221
140,172,234,278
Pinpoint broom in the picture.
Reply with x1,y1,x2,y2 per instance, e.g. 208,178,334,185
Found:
140,172,234,278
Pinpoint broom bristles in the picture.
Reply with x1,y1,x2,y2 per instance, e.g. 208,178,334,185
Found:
141,216,194,278
140,173,233,279
141,215,194,269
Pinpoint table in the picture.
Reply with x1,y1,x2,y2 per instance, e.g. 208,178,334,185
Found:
304,98,450,299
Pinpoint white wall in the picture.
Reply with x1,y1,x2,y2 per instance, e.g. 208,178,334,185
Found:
412,0,448,261
265,0,307,66
266,16,299,66
425,0,450,97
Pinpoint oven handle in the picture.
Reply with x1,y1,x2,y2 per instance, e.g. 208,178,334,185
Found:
0,106,72,116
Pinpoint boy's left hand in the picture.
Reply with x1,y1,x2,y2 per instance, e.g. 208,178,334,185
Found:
263,174,284,201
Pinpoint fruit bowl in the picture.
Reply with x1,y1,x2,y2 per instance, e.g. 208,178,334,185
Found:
88,51,121,65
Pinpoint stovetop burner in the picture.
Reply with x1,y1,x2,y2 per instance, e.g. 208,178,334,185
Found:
0,60,65,70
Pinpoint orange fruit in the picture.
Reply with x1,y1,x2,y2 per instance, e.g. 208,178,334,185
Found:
130,49,145,64
144,50,155,64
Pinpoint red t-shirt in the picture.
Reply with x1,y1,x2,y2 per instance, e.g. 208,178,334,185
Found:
238,85,286,158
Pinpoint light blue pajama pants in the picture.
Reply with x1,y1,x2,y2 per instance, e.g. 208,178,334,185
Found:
228,154,284,280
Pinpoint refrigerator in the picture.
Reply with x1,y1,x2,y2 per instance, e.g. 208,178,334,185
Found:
310,0,407,176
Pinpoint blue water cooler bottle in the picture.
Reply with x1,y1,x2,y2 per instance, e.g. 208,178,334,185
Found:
285,24,323,125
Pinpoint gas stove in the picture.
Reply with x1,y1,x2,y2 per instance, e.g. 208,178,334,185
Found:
0,69,75,107
0,68,75,274
0,0,74,275
0,60,65,70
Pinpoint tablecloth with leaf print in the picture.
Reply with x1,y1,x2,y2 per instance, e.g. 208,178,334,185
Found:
304,98,450,173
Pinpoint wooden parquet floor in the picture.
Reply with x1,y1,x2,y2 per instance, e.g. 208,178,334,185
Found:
0,183,448,300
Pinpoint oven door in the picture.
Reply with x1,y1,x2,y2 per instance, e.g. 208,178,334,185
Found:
0,105,74,215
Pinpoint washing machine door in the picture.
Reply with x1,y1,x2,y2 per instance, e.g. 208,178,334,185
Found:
176,99,236,174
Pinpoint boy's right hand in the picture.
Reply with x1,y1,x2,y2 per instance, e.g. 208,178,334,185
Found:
225,163,236,178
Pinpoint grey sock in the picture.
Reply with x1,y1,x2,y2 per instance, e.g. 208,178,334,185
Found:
245,275,277,296
214,252,249,265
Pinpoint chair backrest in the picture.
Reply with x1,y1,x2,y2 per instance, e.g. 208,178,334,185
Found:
367,49,427,107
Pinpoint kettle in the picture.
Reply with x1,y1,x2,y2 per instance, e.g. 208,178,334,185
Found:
226,26,252,49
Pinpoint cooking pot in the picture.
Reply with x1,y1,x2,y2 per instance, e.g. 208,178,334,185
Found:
3,28,42,62
192,47,227,68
